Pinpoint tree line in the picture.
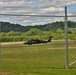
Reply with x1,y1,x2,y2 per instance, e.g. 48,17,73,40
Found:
1,21,76,32
0,28,76,42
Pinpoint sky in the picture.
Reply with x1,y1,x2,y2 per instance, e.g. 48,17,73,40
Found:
0,0,76,26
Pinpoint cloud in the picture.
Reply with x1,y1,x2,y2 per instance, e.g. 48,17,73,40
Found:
38,7,64,14
0,0,76,26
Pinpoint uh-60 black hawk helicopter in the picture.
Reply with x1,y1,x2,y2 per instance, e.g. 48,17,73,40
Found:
23,36,53,45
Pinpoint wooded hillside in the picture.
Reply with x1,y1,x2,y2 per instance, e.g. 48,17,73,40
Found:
1,21,76,32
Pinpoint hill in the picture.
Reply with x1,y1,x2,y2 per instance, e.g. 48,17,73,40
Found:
0,21,76,32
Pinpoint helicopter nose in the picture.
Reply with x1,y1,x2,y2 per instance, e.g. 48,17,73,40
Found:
23,42,26,44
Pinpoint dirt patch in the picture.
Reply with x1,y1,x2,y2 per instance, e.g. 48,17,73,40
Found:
0,72,13,75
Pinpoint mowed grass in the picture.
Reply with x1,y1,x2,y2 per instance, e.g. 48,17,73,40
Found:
0,40,76,75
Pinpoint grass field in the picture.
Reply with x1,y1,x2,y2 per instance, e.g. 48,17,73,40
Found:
0,40,76,75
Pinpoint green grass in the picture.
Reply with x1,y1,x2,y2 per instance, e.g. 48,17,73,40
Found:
0,41,76,75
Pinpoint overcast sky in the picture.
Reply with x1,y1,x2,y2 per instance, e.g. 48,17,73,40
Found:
0,0,76,26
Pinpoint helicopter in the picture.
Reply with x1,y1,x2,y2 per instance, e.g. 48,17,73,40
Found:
23,36,53,45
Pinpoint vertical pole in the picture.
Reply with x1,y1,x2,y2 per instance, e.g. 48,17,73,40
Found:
0,17,2,66
65,6,69,69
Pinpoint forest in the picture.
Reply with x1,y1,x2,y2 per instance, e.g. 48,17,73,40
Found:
1,21,76,32
0,21,76,42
